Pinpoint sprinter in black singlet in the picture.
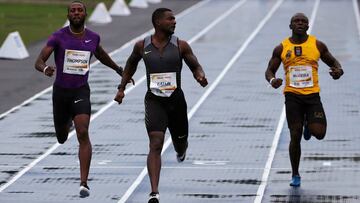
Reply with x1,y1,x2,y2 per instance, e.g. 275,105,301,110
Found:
114,8,208,203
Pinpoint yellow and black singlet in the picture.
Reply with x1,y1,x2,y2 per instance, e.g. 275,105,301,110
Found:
281,35,320,95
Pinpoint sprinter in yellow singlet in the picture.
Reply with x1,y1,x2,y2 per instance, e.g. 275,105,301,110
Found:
265,13,343,187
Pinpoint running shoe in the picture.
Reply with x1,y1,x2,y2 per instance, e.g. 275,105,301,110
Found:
148,192,160,203
176,142,188,163
303,122,311,140
289,175,301,187
79,182,90,197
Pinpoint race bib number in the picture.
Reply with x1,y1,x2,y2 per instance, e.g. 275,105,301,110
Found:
289,66,313,88
63,49,90,75
150,72,177,97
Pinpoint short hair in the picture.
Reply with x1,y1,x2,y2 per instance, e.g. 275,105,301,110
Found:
68,1,87,13
152,8,172,27
290,13,308,23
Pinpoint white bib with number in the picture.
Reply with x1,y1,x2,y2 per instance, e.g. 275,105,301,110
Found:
63,49,91,75
289,66,313,88
150,72,177,97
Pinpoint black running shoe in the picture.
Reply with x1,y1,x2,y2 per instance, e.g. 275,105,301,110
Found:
148,192,159,203
79,182,90,198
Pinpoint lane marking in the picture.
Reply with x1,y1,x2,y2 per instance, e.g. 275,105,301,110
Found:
117,0,286,202
352,0,360,39
0,0,211,193
253,1,320,203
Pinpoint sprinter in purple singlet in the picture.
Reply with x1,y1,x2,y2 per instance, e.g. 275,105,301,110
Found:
34,1,132,197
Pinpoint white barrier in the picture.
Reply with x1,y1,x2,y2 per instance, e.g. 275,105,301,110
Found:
147,0,161,3
0,31,29,60
88,2,112,24
110,0,131,16
129,0,148,8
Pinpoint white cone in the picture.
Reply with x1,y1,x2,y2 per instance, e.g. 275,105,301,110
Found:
129,0,148,8
147,0,161,3
88,2,112,24
0,31,29,59
110,0,131,16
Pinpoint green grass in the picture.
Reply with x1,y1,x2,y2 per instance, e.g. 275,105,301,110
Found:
0,0,131,45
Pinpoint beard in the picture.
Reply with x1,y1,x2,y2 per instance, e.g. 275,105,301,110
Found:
69,18,85,28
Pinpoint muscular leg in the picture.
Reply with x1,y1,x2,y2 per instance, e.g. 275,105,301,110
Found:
168,90,188,157
147,131,165,193
289,123,303,177
74,114,92,184
169,114,188,156
306,94,327,140
285,93,305,177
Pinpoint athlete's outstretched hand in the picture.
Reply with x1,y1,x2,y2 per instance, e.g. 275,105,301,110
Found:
270,78,283,89
114,90,125,104
44,66,55,77
329,67,343,80
196,76,208,87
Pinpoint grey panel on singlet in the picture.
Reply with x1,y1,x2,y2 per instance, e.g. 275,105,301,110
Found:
1,0,359,203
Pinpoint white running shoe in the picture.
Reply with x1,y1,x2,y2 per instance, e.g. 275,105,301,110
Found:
148,192,160,203
79,183,90,197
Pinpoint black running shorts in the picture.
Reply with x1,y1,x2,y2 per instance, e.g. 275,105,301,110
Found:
285,92,327,129
144,89,188,141
52,84,91,129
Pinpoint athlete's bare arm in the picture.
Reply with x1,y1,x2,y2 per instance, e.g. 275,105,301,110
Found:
94,45,122,75
35,46,55,77
114,41,143,104
265,44,283,89
94,45,135,84
316,40,344,80
179,40,208,87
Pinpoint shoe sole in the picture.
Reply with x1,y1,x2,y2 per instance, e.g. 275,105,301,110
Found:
79,186,90,197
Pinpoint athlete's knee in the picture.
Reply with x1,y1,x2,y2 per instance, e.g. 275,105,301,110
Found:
289,126,302,142
76,127,89,143
312,131,326,140
309,123,326,140
55,126,69,144
148,132,164,153
56,132,68,144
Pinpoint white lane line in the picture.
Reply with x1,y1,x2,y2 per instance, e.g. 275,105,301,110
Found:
117,0,284,202
352,0,360,39
0,0,210,120
0,0,211,193
253,1,320,203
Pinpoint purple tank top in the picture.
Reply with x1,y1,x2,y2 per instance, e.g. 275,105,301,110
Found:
47,26,100,88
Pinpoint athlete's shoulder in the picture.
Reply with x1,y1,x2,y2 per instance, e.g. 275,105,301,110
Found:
47,27,67,46
308,34,317,40
281,37,291,45
85,28,100,38
84,28,100,42
51,27,68,38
